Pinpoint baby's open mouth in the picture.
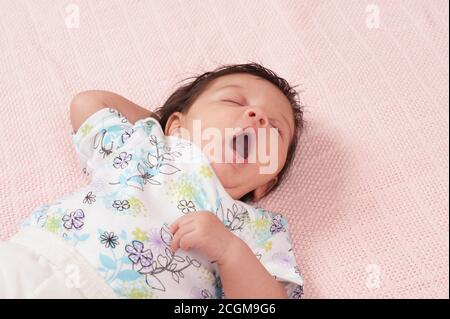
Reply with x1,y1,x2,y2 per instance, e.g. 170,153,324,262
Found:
230,131,253,161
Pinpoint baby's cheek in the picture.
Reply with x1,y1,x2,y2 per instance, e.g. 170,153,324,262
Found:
271,137,286,174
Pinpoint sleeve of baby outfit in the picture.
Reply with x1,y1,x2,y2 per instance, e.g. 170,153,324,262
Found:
250,211,305,299
72,107,135,176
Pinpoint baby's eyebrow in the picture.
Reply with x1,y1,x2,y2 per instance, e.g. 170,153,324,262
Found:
216,84,245,91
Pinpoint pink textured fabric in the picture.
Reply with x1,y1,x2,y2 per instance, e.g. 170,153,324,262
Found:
0,0,448,298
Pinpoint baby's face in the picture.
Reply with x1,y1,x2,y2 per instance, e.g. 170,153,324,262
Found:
165,73,295,201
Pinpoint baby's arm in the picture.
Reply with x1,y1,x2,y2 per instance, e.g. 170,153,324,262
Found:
70,90,155,133
216,237,288,299
170,211,288,298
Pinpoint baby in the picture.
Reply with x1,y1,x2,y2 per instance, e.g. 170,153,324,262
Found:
0,63,304,299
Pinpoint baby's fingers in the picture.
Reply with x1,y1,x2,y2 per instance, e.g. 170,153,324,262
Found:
171,223,195,252
177,232,199,252
169,214,196,234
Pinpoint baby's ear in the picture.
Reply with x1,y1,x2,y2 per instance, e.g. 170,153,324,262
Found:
164,112,184,136
253,176,278,201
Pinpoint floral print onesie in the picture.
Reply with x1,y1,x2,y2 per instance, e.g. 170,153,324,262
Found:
20,107,304,299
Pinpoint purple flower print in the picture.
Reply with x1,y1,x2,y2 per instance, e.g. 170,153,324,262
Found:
62,209,85,230
147,228,169,256
272,252,294,268
113,152,132,169
270,214,286,234
125,240,153,268
190,287,214,299
291,285,304,299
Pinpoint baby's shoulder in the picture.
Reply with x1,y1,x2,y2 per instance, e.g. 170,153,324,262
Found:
239,202,286,223
134,115,164,136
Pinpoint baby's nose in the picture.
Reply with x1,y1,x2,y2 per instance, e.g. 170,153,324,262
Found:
245,108,268,128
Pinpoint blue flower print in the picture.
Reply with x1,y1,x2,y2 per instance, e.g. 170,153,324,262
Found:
121,127,135,144
112,135,183,191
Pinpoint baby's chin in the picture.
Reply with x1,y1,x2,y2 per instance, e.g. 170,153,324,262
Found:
210,162,242,188
210,162,261,200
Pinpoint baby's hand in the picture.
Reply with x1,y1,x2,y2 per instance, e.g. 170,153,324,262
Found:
169,211,239,264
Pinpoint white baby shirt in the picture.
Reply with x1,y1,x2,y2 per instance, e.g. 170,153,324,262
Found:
21,107,304,299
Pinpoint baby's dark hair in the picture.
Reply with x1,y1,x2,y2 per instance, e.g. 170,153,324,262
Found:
154,62,304,202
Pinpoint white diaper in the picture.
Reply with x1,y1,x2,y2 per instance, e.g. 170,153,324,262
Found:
0,228,115,298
